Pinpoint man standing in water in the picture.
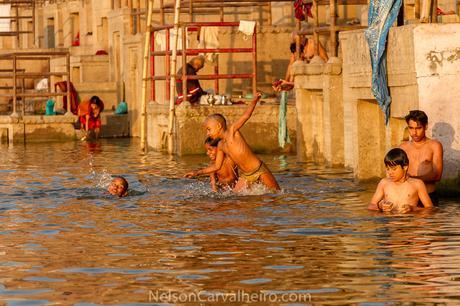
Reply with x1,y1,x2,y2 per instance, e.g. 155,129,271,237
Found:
400,110,443,205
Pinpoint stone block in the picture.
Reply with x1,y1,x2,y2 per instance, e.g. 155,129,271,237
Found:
100,113,130,138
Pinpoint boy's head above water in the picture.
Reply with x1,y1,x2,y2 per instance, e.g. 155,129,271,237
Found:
204,114,227,139
204,137,221,161
108,176,129,197
384,148,409,182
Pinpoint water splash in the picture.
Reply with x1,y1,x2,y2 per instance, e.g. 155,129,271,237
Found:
88,168,113,189
95,170,114,189
237,183,273,196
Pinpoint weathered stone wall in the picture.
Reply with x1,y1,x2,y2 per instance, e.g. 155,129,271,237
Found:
0,115,77,143
413,24,460,179
147,102,296,155
293,58,344,166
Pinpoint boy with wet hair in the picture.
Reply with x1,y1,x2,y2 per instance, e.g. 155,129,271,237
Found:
405,109,428,126
204,137,238,192
368,148,433,213
185,93,280,191
108,176,129,197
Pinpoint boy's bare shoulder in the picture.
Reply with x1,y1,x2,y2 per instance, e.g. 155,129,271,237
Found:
407,177,425,189
378,178,391,187
400,141,410,149
427,138,443,149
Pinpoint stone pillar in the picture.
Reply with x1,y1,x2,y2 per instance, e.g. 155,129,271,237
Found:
292,59,326,163
322,57,344,166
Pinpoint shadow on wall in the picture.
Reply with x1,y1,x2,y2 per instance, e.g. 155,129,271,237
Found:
432,122,460,178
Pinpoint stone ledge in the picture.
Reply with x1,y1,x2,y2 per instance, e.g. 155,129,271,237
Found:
0,115,77,124
294,74,323,90
324,62,342,75
23,115,77,124
291,61,325,76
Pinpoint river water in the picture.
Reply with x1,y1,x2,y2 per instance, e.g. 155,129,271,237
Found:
1,139,460,305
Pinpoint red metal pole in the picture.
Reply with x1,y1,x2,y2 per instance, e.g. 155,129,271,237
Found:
182,26,187,103
166,29,171,102
66,52,71,114
150,31,155,101
252,25,257,98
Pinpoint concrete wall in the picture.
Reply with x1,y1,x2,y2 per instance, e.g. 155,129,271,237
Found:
413,25,460,179
147,102,296,155
293,58,344,166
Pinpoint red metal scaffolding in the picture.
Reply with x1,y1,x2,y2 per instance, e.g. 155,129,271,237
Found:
149,21,257,103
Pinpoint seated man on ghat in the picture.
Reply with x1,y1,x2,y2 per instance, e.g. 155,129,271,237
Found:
176,56,206,105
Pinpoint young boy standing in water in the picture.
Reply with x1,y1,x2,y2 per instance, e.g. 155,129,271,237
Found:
368,148,433,213
185,93,280,191
205,137,238,192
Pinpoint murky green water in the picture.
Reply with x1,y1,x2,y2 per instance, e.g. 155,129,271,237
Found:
1,139,460,305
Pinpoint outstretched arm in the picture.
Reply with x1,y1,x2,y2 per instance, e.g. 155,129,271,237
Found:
85,114,90,132
368,180,385,210
210,174,218,192
184,148,224,178
231,92,262,134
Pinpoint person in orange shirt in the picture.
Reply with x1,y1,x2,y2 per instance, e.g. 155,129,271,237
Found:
78,96,104,140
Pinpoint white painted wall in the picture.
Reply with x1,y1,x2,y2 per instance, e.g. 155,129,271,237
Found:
414,24,460,178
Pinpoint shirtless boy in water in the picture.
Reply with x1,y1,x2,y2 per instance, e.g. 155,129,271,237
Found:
400,110,443,205
204,137,238,192
185,93,280,191
368,148,433,213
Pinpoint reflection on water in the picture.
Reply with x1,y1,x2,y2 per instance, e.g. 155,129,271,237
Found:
1,139,460,304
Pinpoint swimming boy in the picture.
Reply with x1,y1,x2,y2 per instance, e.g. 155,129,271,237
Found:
368,148,433,213
108,176,129,197
204,137,238,192
185,93,280,191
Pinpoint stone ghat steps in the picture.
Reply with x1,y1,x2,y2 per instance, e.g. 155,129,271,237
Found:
0,112,130,143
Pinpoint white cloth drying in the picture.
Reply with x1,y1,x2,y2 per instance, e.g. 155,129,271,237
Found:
238,20,256,36
36,78,49,91
198,26,220,64
154,28,188,51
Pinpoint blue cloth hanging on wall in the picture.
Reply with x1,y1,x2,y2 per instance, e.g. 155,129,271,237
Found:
364,0,402,124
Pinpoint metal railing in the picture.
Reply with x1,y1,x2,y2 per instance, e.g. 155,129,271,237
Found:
149,21,257,103
0,51,71,116
0,0,35,47
129,0,292,34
